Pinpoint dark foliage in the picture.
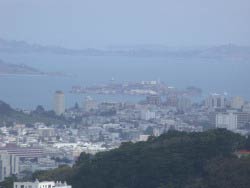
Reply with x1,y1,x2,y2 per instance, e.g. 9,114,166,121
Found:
0,176,17,188
0,101,66,125
0,101,13,115
30,129,250,188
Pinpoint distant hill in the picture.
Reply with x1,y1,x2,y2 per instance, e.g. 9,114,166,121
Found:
0,59,43,75
196,44,250,62
27,129,250,188
1,38,250,61
0,100,66,125
0,38,104,55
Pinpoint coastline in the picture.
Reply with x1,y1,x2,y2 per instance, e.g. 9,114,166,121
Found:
0,73,46,77
0,72,70,77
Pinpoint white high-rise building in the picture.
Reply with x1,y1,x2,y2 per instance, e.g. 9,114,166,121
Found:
216,113,238,130
141,110,156,121
231,96,244,109
54,91,65,116
205,94,226,109
14,180,72,188
0,151,10,182
0,151,19,182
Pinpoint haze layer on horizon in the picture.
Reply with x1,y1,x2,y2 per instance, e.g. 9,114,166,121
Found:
0,0,249,48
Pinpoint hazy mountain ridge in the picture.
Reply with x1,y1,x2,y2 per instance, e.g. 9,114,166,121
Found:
1,38,250,61
0,38,104,55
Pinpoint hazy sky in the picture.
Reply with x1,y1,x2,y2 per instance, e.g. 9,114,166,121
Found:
0,0,249,48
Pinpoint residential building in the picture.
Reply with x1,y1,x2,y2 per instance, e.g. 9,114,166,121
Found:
216,113,238,130
166,95,178,107
206,94,225,109
146,95,161,106
243,103,250,113
234,112,250,128
231,96,244,109
0,151,19,182
14,180,72,188
177,97,192,112
83,96,97,112
0,146,44,159
141,110,156,121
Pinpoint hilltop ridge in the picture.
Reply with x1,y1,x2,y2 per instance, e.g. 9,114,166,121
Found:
1,38,250,61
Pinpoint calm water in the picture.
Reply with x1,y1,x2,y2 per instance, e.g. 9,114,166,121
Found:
0,53,249,110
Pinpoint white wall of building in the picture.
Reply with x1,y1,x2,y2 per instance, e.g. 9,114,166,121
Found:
216,113,238,130
141,110,156,121
0,151,19,182
14,180,72,188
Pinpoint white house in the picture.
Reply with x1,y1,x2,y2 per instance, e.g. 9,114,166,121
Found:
14,180,72,188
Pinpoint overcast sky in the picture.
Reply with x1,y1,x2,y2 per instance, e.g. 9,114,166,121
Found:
0,0,249,48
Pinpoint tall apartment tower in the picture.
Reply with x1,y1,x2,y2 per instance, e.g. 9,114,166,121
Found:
0,151,19,182
205,94,226,109
54,91,65,116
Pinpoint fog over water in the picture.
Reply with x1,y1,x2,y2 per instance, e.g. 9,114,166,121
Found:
0,53,249,110
0,0,250,109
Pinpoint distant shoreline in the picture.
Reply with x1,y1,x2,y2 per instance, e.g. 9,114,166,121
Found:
0,72,70,77
0,73,46,77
